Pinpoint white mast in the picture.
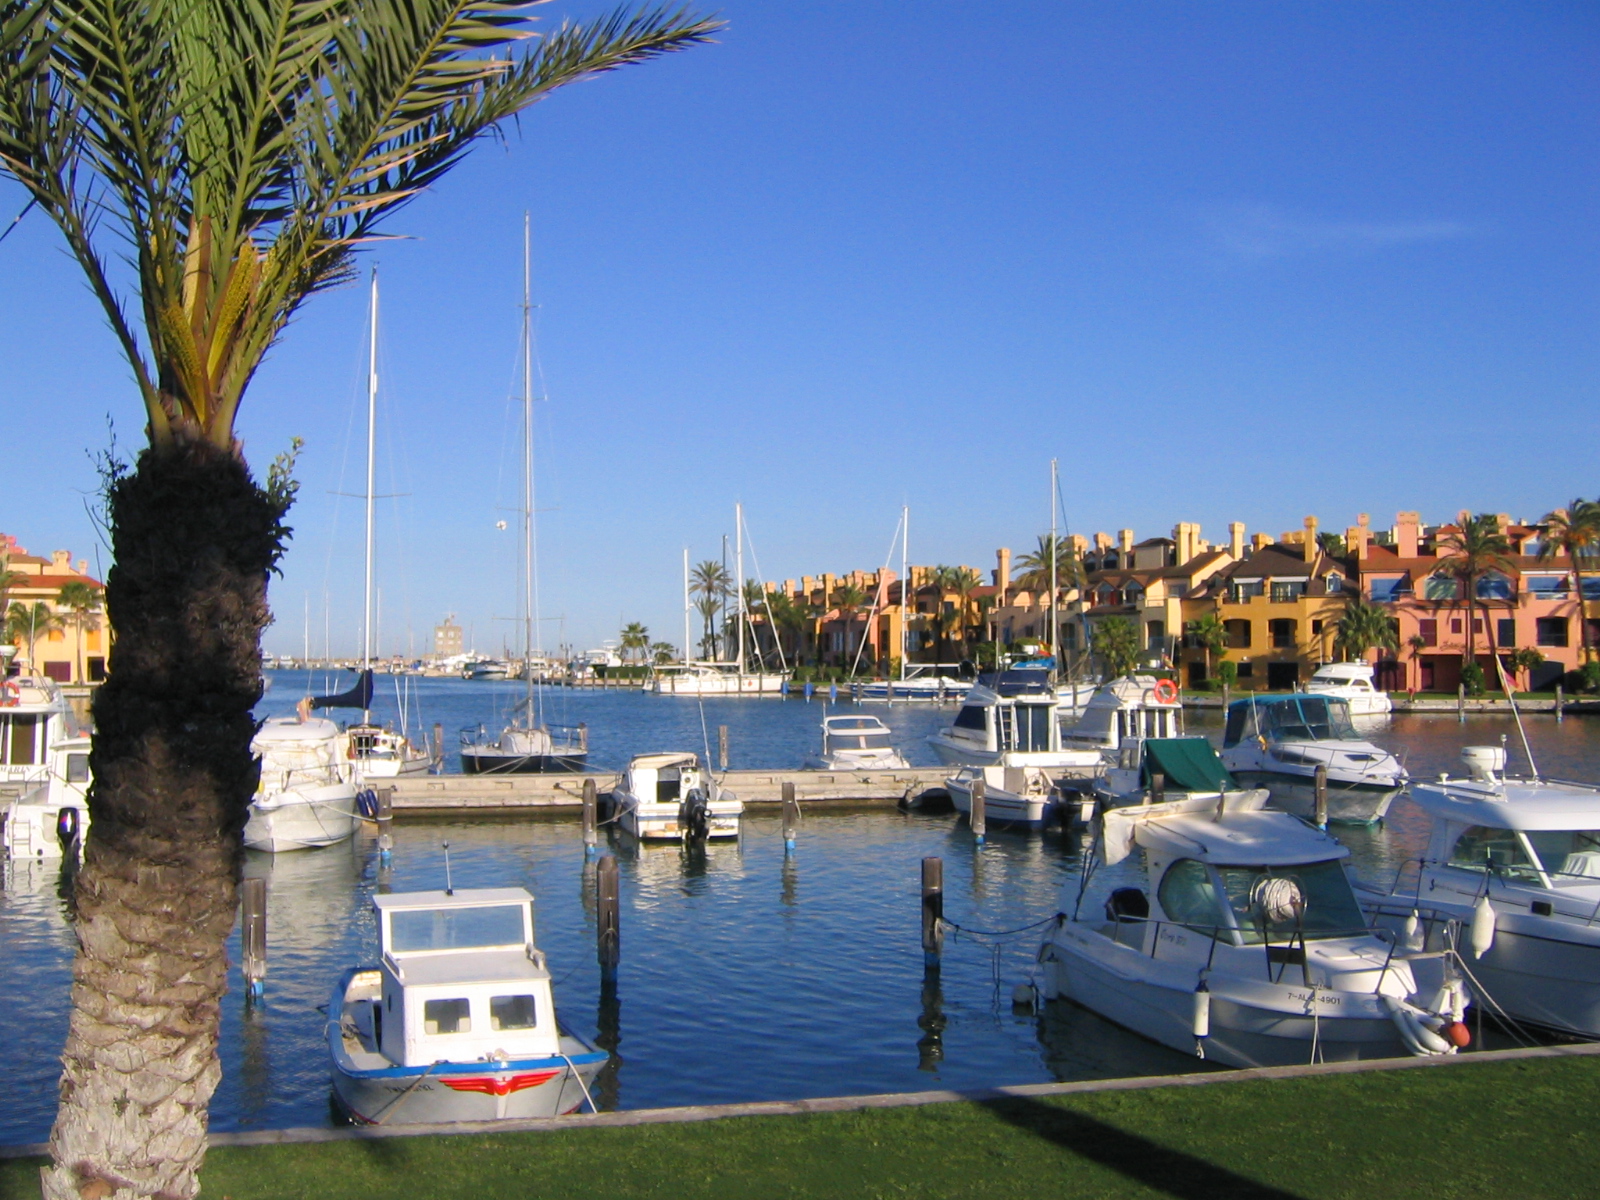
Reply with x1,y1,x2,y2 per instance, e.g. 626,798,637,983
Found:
900,504,909,681
1050,457,1058,673
683,547,692,664
362,268,378,720
521,212,537,722
735,502,745,674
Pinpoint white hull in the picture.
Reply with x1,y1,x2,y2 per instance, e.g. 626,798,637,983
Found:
926,732,1102,775
244,783,360,852
802,749,910,771
652,673,787,695
946,772,1059,830
1232,770,1401,824
619,802,742,841
3,789,88,860
856,678,971,703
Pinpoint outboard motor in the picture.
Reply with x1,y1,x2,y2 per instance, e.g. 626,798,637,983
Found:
679,787,711,842
55,806,81,850
1461,746,1506,782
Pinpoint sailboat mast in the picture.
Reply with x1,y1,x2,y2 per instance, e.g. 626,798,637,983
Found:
900,505,909,681
683,547,691,664
735,503,745,674
1050,457,1058,675
521,213,536,719
362,269,378,721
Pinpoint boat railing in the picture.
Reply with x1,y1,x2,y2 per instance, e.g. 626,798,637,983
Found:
549,722,588,752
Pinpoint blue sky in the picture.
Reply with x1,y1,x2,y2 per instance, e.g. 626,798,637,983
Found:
1,2,1596,658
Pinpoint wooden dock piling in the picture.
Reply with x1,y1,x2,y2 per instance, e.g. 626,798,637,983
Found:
597,855,620,988
921,857,943,968
581,778,598,858
781,781,799,852
1150,772,1165,806
376,786,394,863
970,778,986,844
1313,764,1328,828
241,877,267,999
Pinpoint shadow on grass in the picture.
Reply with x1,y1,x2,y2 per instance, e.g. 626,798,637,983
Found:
982,1096,1305,1200
0,1157,44,1200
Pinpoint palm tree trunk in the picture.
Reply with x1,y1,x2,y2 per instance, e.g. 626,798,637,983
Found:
45,442,285,1200
1573,560,1594,664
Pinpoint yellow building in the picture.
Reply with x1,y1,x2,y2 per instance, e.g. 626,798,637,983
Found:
1179,518,1350,690
1,535,107,683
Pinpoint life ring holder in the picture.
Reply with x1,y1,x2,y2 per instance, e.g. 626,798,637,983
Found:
1152,678,1179,704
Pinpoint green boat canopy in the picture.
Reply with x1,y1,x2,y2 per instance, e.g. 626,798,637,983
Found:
1141,737,1238,793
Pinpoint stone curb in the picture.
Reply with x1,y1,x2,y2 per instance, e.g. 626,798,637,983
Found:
6,1039,1598,1160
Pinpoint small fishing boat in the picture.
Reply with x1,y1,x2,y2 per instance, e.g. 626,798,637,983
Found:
1300,662,1392,718
327,886,605,1125
2,729,90,860
803,714,910,770
244,715,361,852
464,659,512,681
1360,745,1600,1039
611,752,742,841
945,764,1064,831
1219,694,1406,824
1038,793,1470,1067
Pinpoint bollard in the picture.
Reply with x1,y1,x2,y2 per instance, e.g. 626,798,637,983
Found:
781,781,799,852
376,786,394,865
921,857,944,968
804,682,814,702
1313,764,1328,828
718,724,729,772
1557,684,1565,724
1222,683,1230,711
829,684,838,703
241,877,267,999
596,854,620,988
582,778,598,859
1458,683,1466,724
1150,772,1165,806
970,777,986,845
780,680,790,699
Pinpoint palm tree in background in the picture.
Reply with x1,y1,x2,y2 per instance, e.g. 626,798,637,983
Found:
691,560,730,660
649,641,677,665
1334,596,1399,664
0,4,719,1195
1095,616,1141,679
829,582,868,668
764,591,809,667
56,581,103,683
1185,612,1228,681
7,600,61,672
1013,533,1084,594
940,566,983,658
1437,515,1517,669
1538,499,1600,663
619,621,650,663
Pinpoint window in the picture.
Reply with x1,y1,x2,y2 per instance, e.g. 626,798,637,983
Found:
1424,575,1460,601
1448,827,1542,885
66,753,89,783
953,705,987,732
1526,575,1569,599
1537,618,1569,648
1450,619,1462,635
1326,575,1343,594
2,716,39,766
390,904,527,952
1269,618,1297,648
1157,860,1227,937
1476,573,1514,600
1418,620,1437,646
1228,581,1264,603
1522,830,1600,880
1311,620,1323,635
1586,578,1600,600
423,997,472,1035
1497,619,1516,648
1368,577,1408,602
1237,662,1254,677
1225,619,1252,649
490,994,538,1031
1214,860,1365,943
1006,703,1054,752
1270,581,1305,603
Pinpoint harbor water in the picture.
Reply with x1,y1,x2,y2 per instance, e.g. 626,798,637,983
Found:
2,674,1597,1145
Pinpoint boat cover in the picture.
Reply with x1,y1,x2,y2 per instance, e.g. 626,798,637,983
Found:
311,668,374,711
1142,737,1236,793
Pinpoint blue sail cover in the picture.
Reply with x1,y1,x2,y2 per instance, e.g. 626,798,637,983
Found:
311,669,374,711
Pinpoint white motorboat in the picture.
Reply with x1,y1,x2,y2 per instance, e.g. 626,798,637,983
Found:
945,764,1065,831
854,674,971,703
1059,675,1184,755
244,715,361,852
803,714,910,770
1301,662,1392,718
1038,793,1471,1067
0,675,86,802
464,658,512,681
2,729,90,860
611,752,742,841
1220,694,1406,824
649,663,787,695
1359,745,1600,1039
928,674,1102,774
328,886,605,1125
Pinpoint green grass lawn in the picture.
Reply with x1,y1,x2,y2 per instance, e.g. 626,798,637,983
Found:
5,1057,1596,1200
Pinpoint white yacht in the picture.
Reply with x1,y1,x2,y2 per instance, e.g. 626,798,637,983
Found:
945,765,1065,831
1038,793,1471,1067
460,701,588,775
1301,662,1392,717
649,663,787,696
0,675,86,801
855,673,972,703
244,715,361,852
2,730,91,859
1060,675,1184,754
328,886,605,1125
803,714,910,770
1360,746,1600,1039
1220,694,1406,824
610,752,742,841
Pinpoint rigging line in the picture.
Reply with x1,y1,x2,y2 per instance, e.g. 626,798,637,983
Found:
849,512,909,679
739,518,789,674
941,914,1058,940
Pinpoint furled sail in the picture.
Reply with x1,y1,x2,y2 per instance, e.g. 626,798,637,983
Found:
310,669,374,711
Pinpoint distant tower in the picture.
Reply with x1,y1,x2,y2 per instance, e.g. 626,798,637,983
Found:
433,614,463,659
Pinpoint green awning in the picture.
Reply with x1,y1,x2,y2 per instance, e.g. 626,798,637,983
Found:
1141,737,1237,793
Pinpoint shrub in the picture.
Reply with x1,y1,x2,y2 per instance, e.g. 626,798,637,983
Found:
1216,660,1238,690
1460,661,1486,696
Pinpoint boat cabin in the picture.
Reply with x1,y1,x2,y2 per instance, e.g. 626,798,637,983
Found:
1306,663,1381,695
947,686,1061,755
1062,675,1182,751
623,752,704,805
1222,695,1358,748
253,716,349,790
0,678,84,796
372,888,560,1068
820,716,896,754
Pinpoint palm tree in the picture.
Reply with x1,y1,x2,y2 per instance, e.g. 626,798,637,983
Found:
764,591,809,667
1185,612,1228,681
7,600,61,672
56,581,103,683
1095,616,1141,679
1539,499,1600,663
828,582,868,669
693,593,722,661
649,640,677,666
619,621,650,663
0,5,719,1195
690,560,730,660
1333,597,1399,663
1013,533,1084,593
1437,514,1517,670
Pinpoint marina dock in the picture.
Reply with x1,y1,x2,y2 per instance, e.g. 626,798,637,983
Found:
387,767,950,812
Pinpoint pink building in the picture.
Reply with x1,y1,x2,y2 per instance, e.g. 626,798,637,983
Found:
1352,512,1597,692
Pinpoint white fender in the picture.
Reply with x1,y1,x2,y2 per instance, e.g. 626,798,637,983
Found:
1191,984,1211,1040
1383,995,1452,1056
1401,911,1424,952
1469,896,1496,959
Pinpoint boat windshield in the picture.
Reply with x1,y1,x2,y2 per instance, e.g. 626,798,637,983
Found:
1261,697,1357,743
389,903,527,952
1215,860,1365,943
1457,827,1600,884
1525,830,1600,881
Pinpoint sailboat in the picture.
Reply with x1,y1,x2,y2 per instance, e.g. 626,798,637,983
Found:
460,216,589,775
321,269,434,781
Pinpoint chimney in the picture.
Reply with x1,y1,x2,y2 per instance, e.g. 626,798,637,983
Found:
1172,522,1198,566
51,550,69,571
1395,512,1421,558
1345,513,1370,561
1093,531,1113,552
1222,521,1248,560
996,548,1011,602
1118,529,1134,563
1252,532,1273,551
1067,533,1088,557
1303,516,1318,564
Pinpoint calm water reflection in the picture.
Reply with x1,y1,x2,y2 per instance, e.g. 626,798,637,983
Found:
1,694,1596,1145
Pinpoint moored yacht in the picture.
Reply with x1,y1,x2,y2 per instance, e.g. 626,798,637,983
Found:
927,673,1102,774
803,714,910,770
1038,793,1470,1067
1360,746,1600,1039
0,675,86,802
611,752,742,841
1096,736,1269,815
945,764,1065,831
327,886,605,1124
244,715,361,852
2,729,90,859
1220,694,1406,824
649,663,787,695
1301,662,1392,718
460,701,588,775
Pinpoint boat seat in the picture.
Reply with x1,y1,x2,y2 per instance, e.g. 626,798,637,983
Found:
1559,852,1600,879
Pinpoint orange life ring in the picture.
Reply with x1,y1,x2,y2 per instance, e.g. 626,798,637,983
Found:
1152,679,1179,704
0,680,20,707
